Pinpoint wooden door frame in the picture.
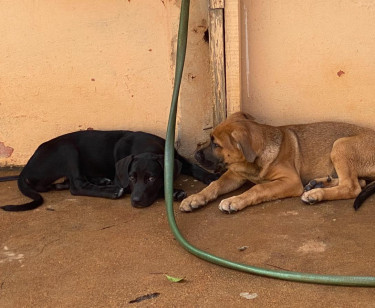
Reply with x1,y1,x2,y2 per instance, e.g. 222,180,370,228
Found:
209,0,241,125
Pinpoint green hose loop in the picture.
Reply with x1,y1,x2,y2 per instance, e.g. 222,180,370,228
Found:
164,0,375,287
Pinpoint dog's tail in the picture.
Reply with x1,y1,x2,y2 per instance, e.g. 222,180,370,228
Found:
0,175,19,182
353,181,375,211
1,176,44,212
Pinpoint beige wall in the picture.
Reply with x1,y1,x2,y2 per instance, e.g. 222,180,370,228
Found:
241,0,375,127
0,0,212,166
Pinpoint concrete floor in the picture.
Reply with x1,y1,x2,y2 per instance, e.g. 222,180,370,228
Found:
0,169,375,307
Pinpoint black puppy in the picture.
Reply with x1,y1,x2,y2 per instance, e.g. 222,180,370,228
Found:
0,130,218,211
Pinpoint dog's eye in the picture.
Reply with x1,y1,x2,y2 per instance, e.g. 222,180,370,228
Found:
212,142,221,149
147,176,156,182
129,175,136,182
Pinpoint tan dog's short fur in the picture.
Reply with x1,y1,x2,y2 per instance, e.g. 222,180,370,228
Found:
180,112,375,213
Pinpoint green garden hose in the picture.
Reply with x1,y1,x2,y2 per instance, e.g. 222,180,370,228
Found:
164,0,375,287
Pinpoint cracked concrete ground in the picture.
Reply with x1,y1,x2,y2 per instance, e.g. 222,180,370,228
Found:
0,169,374,307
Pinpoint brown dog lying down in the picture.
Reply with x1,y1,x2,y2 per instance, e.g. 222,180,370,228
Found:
180,112,375,213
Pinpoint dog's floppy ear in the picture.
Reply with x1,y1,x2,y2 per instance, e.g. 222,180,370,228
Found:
115,155,134,188
155,154,182,179
231,130,257,163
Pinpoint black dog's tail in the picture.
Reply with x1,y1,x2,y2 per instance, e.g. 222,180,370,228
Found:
0,175,19,182
353,181,375,211
353,181,375,210
1,176,44,212
177,154,220,184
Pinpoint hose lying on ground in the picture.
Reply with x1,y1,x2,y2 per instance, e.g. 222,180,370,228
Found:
164,0,375,287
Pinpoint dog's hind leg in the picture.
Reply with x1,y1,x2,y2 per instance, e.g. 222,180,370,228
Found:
301,137,365,204
304,176,339,191
54,145,124,199
304,176,366,192
69,177,123,199
51,178,70,190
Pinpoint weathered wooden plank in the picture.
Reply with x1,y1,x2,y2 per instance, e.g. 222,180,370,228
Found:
224,0,241,116
209,7,226,126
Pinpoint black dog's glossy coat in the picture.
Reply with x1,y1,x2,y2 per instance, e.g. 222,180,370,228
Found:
1,130,218,211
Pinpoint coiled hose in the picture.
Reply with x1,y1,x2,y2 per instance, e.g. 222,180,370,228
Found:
164,0,375,287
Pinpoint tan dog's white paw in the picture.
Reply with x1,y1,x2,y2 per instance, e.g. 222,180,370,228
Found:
179,194,207,212
218,196,246,213
301,188,324,205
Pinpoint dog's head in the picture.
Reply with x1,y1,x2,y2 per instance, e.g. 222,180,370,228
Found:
195,112,258,172
115,153,182,208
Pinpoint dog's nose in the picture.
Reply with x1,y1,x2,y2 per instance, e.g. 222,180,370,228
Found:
132,195,141,203
194,150,204,163
131,195,141,207
131,196,152,208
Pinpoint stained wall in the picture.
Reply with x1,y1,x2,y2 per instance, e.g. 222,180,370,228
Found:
241,0,375,127
0,0,212,166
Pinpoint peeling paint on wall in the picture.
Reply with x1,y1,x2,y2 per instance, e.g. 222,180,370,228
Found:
0,142,14,158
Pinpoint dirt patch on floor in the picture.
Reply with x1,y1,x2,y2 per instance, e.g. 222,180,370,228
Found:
0,170,374,307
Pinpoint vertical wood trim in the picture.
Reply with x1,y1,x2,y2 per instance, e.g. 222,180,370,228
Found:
209,0,224,9
209,5,226,126
224,0,241,116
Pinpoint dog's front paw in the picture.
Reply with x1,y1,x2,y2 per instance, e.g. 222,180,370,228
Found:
173,189,187,201
301,188,324,205
99,178,113,186
218,196,246,213
113,187,124,199
179,194,207,212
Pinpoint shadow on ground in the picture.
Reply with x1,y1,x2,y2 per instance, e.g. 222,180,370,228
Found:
0,169,374,307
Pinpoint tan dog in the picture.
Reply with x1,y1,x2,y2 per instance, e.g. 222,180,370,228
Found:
180,112,375,213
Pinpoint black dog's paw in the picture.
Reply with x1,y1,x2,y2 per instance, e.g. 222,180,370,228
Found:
204,172,221,184
116,187,124,198
91,177,113,186
99,178,113,186
110,187,124,199
173,189,187,201
54,182,70,190
304,180,324,192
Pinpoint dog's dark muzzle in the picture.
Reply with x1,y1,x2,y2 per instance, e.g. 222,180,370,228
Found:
194,150,208,165
194,148,224,173
131,196,153,208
